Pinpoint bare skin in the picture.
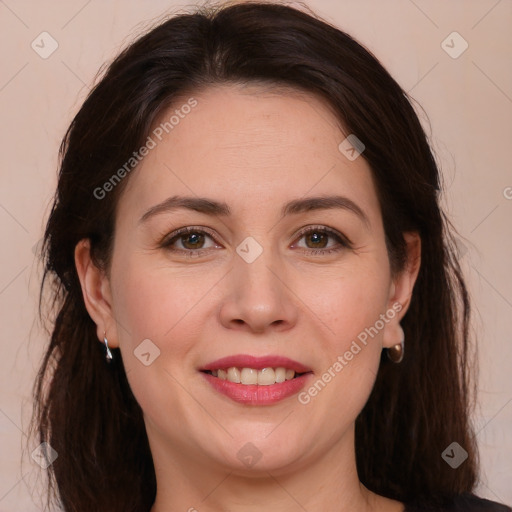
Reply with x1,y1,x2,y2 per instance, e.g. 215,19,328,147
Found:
76,83,419,512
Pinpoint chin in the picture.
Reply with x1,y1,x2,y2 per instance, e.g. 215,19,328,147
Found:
209,434,307,475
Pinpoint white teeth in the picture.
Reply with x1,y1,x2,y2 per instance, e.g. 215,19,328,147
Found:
227,367,241,383
257,367,275,385
275,367,286,383
209,366,299,385
240,368,258,385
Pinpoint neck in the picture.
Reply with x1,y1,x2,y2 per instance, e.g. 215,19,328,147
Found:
148,424,398,512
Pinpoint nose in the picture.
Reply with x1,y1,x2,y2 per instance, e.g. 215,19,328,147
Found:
218,247,299,334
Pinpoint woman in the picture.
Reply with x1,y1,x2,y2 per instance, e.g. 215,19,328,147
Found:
31,2,511,511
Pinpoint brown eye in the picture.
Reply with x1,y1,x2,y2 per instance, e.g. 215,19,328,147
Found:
304,230,329,249
178,231,206,250
162,227,219,255
293,226,352,255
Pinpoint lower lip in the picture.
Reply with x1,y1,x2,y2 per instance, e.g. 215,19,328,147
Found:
201,372,312,405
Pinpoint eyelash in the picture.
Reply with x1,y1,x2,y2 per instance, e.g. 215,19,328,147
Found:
160,225,352,258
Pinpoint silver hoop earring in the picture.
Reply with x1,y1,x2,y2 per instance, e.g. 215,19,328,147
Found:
387,324,404,363
103,332,113,363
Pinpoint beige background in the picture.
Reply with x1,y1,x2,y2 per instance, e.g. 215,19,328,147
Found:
1,0,511,510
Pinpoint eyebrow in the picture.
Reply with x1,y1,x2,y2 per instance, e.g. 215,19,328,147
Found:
139,194,370,229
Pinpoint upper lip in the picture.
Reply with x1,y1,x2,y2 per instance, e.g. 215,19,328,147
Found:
201,355,312,373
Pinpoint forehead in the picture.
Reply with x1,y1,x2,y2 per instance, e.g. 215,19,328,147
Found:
117,83,380,224
168,83,342,156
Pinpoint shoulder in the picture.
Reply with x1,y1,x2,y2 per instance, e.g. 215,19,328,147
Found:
403,493,512,512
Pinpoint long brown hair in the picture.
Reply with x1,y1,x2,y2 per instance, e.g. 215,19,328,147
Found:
31,2,479,511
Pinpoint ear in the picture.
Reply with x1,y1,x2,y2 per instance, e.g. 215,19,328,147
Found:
74,239,119,348
382,231,421,349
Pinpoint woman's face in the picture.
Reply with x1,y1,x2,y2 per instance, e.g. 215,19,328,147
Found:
81,83,419,476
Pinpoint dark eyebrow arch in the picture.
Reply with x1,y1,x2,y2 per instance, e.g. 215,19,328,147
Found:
282,195,370,229
139,194,370,229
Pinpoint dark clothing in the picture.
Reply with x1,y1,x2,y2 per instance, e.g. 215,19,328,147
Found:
404,493,512,511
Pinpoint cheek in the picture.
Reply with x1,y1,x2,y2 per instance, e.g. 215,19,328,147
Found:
110,251,209,342
295,264,391,420
109,255,206,424
300,263,391,353
297,276,388,434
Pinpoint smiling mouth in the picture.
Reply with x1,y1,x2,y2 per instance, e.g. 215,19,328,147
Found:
201,367,310,386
